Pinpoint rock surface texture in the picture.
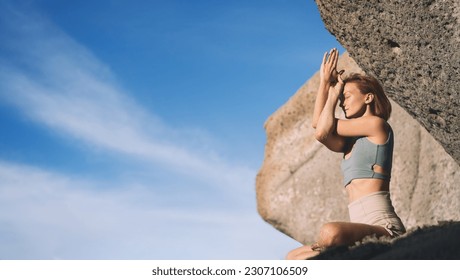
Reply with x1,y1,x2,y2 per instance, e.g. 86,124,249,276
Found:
315,0,460,165
256,53,460,245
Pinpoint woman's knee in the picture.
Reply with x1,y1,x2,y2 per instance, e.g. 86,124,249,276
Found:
317,222,348,247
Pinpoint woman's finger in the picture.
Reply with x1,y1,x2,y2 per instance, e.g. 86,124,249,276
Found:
327,49,335,62
331,49,339,70
322,51,328,65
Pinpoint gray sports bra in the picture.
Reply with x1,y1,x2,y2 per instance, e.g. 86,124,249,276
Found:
341,127,394,187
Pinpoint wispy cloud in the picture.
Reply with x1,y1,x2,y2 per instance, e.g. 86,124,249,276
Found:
0,4,254,189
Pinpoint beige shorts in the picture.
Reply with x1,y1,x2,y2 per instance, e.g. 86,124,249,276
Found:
348,191,406,237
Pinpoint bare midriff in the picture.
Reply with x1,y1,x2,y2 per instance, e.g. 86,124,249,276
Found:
345,178,390,203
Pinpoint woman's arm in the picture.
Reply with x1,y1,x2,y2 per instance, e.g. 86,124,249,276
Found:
312,49,339,128
314,76,347,152
336,116,389,144
311,79,330,129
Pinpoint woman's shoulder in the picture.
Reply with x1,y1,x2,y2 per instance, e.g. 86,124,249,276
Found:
359,116,391,144
360,115,391,131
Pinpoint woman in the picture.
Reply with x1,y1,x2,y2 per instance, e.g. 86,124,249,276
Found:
286,48,406,260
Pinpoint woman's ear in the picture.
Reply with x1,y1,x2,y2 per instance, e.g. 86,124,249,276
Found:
365,93,374,104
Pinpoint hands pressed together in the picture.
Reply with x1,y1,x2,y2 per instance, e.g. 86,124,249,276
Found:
320,48,344,96
312,47,347,130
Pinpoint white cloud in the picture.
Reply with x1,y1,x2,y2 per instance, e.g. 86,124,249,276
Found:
0,4,254,191
0,161,297,259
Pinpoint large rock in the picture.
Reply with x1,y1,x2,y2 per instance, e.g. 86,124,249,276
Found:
315,0,460,165
256,53,460,245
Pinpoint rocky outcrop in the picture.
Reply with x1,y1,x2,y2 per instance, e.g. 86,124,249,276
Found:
256,53,460,245
315,0,460,165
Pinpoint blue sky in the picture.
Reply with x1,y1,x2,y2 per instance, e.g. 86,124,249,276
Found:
0,0,344,259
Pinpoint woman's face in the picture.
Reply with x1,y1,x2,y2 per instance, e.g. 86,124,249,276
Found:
340,82,367,119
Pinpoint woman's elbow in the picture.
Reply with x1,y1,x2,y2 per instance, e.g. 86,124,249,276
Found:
314,130,327,142
311,120,317,129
